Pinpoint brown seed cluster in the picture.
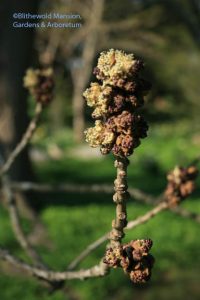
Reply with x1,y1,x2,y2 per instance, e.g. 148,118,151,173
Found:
84,49,150,157
23,68,54,105
103,239,154,283
165,165,198,206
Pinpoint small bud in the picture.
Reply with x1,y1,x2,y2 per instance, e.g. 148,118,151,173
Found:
165,165,198,206
103,246,123,268
103,239,154,284
24,68,54,105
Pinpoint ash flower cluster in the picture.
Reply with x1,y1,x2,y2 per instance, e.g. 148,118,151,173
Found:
23,68,54,105
103,239,154,283
165,165,198,206
84,49,150,157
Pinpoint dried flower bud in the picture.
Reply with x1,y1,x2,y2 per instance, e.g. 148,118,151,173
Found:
103,246,123,268
103,239,154,284
24,68,54,105
129,239,153,261
165,165,198,206
113,134,134,157
123,240,154,284
186,166,199,179
129,255,154,283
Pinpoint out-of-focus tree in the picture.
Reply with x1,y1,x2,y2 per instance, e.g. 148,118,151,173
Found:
36,0,200,141
37,0,105,142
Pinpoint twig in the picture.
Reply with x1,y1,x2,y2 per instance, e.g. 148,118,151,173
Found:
0,103,43,175
171,206,200,223
109,157,129,247
67,201,168,270
10,181,114,194
67,234,108,270
10,180,200,224
1,177,89,289
0,247,109,281
126,201,168,229
10,181,156,203
2,177,46,268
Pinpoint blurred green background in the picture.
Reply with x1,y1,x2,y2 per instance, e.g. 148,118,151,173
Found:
0,0,200,299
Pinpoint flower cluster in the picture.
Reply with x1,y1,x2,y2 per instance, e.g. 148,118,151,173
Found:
23,68,54,105
165,165,198,206
84,49,150,157
103,239,154,283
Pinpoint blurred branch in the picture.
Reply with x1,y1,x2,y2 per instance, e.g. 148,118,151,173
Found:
102,5,164,32
0,193,168,280
10,181,115,193
2,177,46,267
0,103,43,176
0,177,109,282
0,247,109,281
1,179,199,277
171,206,200,223
71,0,105,142
67,235,108,271
10,181,200,223
68,202,168,270
68,194,200,270
165,0,200,45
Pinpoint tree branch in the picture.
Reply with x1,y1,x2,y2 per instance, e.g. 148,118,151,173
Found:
0,247,109,281
67,201,168,270
67,234,108,271
0,102,42,175
10,181,200,223
2,177,47,268
171,206,200,223
109,157,129,246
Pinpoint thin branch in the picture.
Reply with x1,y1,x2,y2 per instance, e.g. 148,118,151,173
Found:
10,181,200,223
67,234,108,271
10,181,114,194
0,102,43,175
1,180,61,290
109,157,129,246
0,247,109,281
10,181,155,204
2,177,46,268
126,201,168,229
67,202,168,270
171,206,200,223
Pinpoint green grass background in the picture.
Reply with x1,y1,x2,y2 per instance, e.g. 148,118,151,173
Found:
0,123,200,300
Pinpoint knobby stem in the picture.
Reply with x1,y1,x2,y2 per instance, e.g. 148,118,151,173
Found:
109,157,129,247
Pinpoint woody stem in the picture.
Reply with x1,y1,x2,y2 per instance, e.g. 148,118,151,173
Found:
109,157,129,247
